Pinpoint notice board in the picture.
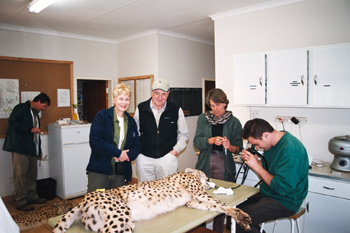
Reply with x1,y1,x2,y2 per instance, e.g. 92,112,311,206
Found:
118,75,154,115
169,88,202,116
0,56,73,138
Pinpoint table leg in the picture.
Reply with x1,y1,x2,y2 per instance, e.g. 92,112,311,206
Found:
231,199,248,233
231,217,236,233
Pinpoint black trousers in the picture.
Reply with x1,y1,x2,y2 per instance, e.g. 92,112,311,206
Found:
235,193,295,233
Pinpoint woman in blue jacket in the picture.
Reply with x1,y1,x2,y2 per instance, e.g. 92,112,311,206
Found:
86,83,141,192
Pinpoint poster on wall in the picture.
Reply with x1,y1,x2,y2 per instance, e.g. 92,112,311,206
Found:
0,79,19,119
57,89,70,107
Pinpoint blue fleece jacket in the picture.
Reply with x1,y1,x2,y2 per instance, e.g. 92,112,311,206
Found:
86,106,142,182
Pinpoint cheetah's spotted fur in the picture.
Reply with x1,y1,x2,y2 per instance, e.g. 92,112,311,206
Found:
53,168,251,233
12,200,73,231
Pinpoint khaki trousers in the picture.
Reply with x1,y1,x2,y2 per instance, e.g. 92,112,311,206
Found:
11,152,39,207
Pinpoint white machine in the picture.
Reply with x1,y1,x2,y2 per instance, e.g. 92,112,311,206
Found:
329,135,350,172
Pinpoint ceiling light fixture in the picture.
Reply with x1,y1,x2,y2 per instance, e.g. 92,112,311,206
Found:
28,0,56,13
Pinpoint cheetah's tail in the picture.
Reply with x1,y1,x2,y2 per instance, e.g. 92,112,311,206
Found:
52,203,83,233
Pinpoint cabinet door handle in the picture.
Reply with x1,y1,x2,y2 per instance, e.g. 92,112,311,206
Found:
323,186,335,190
306,202,310,212
314,75,318,85
259,77,263,86
301,75,304,85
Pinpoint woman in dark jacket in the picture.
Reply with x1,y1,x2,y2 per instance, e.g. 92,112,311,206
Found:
86,83,141,192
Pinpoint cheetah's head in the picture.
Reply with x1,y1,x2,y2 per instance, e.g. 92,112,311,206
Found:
184,168,216,190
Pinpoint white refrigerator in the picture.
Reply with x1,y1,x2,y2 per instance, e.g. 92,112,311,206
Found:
48,123,91,199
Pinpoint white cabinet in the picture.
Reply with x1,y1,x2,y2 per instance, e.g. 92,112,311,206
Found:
232,44,350,107
233,53,266,105
304,176,350,233
267,49,308,106
48,124,91,199
309,44,350,107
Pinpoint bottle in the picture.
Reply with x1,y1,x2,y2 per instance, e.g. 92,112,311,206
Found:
73,108,79,120
72,104,79,121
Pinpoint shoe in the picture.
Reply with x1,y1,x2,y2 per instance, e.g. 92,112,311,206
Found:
16,204,35,211
28,198,47,204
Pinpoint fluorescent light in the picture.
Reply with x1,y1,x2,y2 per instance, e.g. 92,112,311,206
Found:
28,0,56,13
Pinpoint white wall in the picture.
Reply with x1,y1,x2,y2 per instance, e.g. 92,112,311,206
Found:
116,34,159,79
214,0,350,163
0,29,117,78
158,34,215,87
0,29,117,196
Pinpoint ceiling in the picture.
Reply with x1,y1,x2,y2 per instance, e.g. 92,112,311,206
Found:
0,0,274,44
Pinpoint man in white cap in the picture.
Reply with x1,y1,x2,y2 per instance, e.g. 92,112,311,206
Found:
134,78,189,182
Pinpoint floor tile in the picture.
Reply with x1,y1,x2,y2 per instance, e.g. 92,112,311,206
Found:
22,225,52,233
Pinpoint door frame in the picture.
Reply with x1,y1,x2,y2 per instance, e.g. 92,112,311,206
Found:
74,77,113,108
202,78,215,113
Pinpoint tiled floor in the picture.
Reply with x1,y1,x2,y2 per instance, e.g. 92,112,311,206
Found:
4,195,84,233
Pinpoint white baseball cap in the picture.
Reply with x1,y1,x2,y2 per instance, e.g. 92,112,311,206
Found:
152,79,169,91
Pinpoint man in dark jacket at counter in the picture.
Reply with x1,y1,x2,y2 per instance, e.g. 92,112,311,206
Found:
3,93,51,211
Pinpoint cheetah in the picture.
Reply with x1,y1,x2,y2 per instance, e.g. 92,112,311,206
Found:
53,168,251,233
12,200,73,231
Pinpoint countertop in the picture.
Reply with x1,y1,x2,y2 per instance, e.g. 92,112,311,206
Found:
308,162,350,183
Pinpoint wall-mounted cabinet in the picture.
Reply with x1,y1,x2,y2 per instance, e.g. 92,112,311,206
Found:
233,53,266,105
309,45,350,107
232,44,350,108
267,48,308,106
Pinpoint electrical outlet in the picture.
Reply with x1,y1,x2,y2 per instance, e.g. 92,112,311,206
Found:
251,110,259,119
296,117,307,124
276,116,290,123
276,116,307,124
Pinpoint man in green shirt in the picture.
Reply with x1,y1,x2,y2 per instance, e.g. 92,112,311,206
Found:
235,118,309,233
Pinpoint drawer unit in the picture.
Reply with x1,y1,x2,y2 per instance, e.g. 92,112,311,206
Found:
308,176,350,199
304,175,350,233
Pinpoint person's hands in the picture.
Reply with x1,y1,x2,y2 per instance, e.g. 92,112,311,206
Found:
37,153,43,160
222,137,230,149
116,149,130,162
169,149,178,156
209,136,225,146
241,149,261,169
31,127,41,133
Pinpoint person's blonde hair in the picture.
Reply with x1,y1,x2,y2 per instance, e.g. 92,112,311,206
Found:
113,83,132,98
